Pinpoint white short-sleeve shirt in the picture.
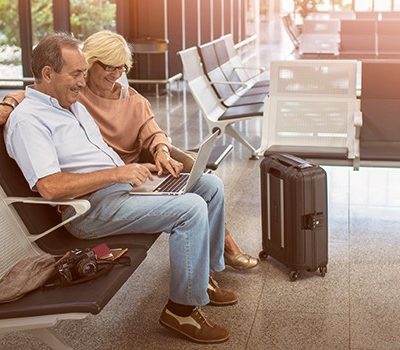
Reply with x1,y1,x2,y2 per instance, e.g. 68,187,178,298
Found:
4,86,125,190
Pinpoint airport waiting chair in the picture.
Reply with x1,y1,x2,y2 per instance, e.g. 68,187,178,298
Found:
377,20,400,56
329,11,356,20
214,35,269,89
178,47,264,159
0,124,160,349
221,34,268,89
339,19,377,57
198,41,266,107
302,18,340,36
355,11,379,19
299,19,340,56
281,14,300,52
259,60,362,167
380,11,400,19
359,60,400,167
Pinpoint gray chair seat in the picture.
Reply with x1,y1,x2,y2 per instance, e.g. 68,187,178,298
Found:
264,145,349,159
0,246,147,319
219,103,264,121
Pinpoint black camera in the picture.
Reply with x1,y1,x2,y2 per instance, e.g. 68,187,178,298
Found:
57,248,98,283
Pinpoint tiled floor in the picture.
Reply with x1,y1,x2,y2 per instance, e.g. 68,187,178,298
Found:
1,15,400,350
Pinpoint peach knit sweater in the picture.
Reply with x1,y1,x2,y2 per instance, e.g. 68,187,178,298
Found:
78,85,170,164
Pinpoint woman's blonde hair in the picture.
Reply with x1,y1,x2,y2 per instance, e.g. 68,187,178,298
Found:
83,30,133,71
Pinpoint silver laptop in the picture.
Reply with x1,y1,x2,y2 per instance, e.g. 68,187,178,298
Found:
130,132,218,195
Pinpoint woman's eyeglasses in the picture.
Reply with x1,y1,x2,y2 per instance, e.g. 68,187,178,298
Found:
97,61,128,73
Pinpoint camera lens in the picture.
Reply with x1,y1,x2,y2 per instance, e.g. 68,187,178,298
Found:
76,258,97,277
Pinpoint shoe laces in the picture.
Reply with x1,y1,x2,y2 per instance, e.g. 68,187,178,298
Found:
209,275,220,289
193,307,215,328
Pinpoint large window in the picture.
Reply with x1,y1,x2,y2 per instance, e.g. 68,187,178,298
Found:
0,0,22,84
70,0,116,41
332,0,352,11
354,0,373,11
32,0,53,46
375,0,393,11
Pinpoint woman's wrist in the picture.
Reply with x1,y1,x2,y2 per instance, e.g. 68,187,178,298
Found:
153,145,170,159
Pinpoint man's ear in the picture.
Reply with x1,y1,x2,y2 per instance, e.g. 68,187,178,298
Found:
41,66,53,83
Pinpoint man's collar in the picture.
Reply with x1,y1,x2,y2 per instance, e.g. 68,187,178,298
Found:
25,85,73,111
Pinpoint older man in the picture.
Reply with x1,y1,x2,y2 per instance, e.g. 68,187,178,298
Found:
4,33,236,344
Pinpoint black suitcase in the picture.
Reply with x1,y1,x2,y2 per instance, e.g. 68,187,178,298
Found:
259,153,328,281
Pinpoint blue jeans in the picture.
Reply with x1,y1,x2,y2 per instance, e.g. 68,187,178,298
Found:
63,174,225,306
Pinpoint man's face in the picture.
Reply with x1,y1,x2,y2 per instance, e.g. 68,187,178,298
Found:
49,47,87,109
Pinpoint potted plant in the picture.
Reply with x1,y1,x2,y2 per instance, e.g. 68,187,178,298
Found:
294,0,322,19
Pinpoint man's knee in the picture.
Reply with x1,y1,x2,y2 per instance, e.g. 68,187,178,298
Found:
180,193,208,217
197,174,224,198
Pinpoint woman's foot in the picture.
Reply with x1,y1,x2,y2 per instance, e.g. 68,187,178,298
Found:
224,231,259,270
224,250,259,270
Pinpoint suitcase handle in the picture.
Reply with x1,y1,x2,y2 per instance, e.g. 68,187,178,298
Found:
272,153,313,169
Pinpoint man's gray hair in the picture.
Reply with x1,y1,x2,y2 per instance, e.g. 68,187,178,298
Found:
31,32,81,81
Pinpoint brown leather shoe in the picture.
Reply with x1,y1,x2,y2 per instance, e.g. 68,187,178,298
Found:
159,305,229,343
207,276,238,306
224,250,259,270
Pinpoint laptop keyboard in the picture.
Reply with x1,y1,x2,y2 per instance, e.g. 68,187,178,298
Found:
154,174,190,193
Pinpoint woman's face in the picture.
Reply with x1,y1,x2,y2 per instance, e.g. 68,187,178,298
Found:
87,61,127,91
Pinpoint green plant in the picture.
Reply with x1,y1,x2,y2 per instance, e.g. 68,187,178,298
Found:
0,0,116,47
293,0,323,19
0,0,20,46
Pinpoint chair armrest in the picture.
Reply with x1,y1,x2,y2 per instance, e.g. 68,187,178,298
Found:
187,144,233,171
346,107,362,161
352,140,360,171
4,197,91,242
233,65,266,80
210,80,249,88
353,110,363,139
233,65,266,73
206,144,233,170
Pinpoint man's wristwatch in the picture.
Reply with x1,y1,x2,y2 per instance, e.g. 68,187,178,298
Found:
0,97,19,110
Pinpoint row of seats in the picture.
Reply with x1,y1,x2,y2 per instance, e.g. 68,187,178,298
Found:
308,10,400,20
259,59,400,169
178,34,269,159
340,19,400,57
180,37,400,169
284,14,400,57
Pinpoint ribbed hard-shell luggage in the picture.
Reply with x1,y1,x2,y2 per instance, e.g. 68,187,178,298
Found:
259,153,328,281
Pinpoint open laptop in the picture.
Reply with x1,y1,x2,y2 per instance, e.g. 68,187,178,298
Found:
130,131,218,195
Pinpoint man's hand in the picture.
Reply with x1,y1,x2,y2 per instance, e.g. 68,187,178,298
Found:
155,151,183,177
115,163,154,186
36,163,156,200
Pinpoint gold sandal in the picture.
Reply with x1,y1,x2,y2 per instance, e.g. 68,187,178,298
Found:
224,251,259,270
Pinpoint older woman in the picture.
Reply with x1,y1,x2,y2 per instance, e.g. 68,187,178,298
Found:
0,30,258,270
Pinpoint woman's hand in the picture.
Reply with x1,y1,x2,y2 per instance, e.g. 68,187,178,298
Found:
154,151,183,177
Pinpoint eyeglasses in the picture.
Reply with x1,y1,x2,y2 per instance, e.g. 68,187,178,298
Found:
97,61,128,73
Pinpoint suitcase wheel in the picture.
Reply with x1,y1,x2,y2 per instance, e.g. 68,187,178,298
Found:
289,271,300,281
319,266,327,277
259,250,269,261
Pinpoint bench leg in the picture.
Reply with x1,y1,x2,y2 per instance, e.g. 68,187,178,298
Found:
27,328,72,350
225,124,259,159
